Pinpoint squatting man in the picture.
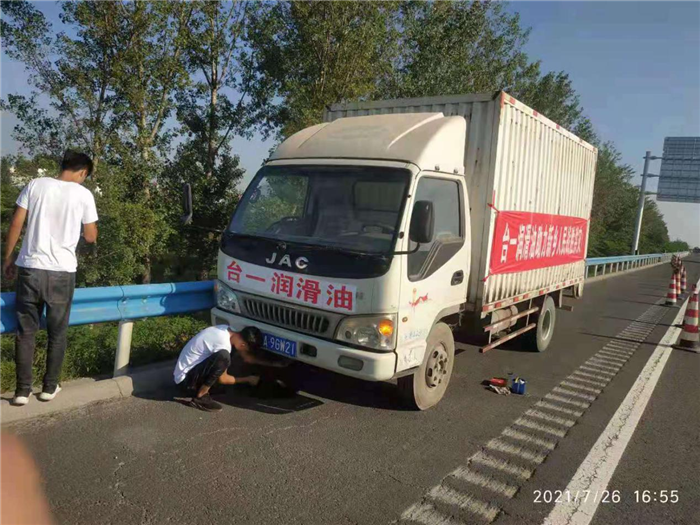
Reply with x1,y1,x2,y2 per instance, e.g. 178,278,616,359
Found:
174,325,289,412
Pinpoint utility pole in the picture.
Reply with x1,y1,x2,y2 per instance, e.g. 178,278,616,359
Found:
632,138,700,254
631,152,652,255
631,151,665,255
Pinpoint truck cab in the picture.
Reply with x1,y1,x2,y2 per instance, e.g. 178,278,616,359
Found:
210,113,470,409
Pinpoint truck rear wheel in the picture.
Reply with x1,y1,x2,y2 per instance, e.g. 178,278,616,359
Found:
398,323,455,410
525,296,556,352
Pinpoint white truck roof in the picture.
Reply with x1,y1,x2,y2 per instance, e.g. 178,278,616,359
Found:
269,113,467,174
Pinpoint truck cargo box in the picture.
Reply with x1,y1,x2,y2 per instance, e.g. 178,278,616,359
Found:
325,91,598,315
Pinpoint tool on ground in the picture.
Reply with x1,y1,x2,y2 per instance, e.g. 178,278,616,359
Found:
487,385,511,395
511,377,527,395
488,377,508,388
676,284,699,352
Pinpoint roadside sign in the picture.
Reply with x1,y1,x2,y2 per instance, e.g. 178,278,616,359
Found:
657,137,700,203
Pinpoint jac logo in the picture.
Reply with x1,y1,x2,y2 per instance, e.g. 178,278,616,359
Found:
265,252,309,270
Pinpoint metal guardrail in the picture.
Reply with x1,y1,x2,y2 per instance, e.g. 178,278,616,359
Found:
584,251,688,279
0,252,688,375
0,281,215,376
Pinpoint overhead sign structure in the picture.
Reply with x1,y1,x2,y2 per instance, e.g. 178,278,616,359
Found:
656,137,700,203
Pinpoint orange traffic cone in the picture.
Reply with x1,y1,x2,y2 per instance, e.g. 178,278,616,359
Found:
676,285,699,352
665,273,678,305
680,266,687,294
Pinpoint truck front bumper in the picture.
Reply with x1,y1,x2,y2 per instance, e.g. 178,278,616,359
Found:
211,308,397,381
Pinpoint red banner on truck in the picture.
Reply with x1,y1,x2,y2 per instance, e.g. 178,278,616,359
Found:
489,211,588,275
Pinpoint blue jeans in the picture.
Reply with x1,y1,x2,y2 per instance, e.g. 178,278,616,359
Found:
15,267,75,396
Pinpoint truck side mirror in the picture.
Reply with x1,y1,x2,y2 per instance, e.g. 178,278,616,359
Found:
181,183,193,225
409,200,434,244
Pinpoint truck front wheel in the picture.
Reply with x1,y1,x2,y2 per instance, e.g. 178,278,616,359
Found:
398,323,455,410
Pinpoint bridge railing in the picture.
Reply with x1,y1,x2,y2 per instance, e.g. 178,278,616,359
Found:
584,251,687,279
0,252,688,375
1,281,215,376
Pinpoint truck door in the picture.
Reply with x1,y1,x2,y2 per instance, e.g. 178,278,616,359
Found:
396,174,469,372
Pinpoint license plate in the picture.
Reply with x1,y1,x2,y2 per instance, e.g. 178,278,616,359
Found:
262,333,297,358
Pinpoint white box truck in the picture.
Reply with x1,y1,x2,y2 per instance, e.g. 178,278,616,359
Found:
199,91,597,409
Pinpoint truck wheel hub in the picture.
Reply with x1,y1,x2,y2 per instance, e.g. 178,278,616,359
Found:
425,344,448,389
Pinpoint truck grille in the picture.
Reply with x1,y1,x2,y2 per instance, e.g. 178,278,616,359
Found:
242,297,331,336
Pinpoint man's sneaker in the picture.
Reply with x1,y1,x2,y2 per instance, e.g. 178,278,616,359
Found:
11,394,30,406
38,385,62,402
189,394,223,412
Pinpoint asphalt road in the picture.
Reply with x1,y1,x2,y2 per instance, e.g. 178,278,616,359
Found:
5,256,700,525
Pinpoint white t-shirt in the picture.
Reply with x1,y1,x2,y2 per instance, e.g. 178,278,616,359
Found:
174,325,233,384
15,177,98,273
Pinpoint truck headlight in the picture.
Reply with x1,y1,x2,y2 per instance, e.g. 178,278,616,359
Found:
215,281,241,313
335,314,397,351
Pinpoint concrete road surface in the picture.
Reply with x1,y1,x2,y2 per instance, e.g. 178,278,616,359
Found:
5,256,700,525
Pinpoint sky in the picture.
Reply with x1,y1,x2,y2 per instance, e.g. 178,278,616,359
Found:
1,1,699,247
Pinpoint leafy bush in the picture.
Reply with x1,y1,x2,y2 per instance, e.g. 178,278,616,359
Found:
0,314,208,392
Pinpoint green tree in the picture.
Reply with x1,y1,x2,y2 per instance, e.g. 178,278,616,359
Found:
1,0,126,172
514,71,597,144
665,239,690,252
1,1,192,284
381,0,537,99
159,0,275,279
249,0,400,138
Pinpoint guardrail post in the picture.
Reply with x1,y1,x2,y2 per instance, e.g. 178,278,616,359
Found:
114,320,134,377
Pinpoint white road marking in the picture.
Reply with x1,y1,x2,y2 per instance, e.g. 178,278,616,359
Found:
535,400,585,417
486,438,547,464
552,387,597,402
471,451,533,479
543,291,690,525
502,427,558,451
598,348,633,358
545,393,590,409
584,360,620,372
579,365,616,376
567,374,607,388
514,416,568,438
401,503,463,525
595,351,628,362
560,381,602,394
428,485,500,521
524,409,577,427
605,341,637,350
450,466,519,497
395,286,684,525
570,371,609,384
590,355,626,365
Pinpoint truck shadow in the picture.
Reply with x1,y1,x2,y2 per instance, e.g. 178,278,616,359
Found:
132,362,409,413
453,332,531,354
276,363,410,411
166,365,409,414
209,383,324,415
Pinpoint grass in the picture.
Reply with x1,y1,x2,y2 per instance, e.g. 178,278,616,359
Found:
0,314,208,393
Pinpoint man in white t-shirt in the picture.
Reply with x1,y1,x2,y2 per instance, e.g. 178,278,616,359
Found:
175,325,288,412
3,150,98,407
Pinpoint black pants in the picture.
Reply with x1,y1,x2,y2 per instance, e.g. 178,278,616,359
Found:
15,267,76,396
183,350,231,395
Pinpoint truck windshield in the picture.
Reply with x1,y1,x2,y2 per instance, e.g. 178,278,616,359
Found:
229,166,410,254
